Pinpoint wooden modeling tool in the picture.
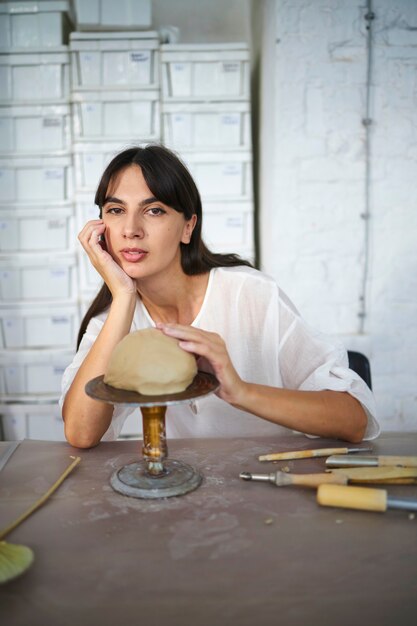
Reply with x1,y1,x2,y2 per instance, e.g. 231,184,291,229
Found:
258,446,372,462
317,483,417,512
240,465,417,488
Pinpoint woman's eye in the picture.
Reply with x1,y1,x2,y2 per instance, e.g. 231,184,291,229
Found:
106,207,123,215
147,207,166,216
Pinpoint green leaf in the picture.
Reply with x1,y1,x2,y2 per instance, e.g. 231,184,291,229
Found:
0,541,34,584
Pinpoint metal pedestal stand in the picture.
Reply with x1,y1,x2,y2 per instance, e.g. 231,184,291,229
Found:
85,372,219,499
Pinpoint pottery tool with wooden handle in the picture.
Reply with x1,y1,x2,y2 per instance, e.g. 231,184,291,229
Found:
317,484,417,512
325,454,417,468
240,466,417,489
330,466,417,484
258,446,372,462
240,470,347,488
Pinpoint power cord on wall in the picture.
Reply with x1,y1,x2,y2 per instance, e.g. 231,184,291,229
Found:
358,0,375,333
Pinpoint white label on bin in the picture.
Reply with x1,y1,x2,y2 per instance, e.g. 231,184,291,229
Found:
48,220,65,229
222,63,239,73
131,52,150,63
43,118,61,128
51,316,70,325
221,114,239,126
50,269,66,278
44,170,63,180
222,164,241,176
226,216,244,228
10,6,37,13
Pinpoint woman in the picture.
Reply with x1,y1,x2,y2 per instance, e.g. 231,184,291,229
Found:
61,145,379,448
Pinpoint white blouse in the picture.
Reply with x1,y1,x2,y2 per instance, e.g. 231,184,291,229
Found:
60,266,379,441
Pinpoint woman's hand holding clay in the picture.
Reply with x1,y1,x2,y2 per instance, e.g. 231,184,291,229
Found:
157,323,247,406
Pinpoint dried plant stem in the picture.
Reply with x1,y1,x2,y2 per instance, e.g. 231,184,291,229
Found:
0,456,81,541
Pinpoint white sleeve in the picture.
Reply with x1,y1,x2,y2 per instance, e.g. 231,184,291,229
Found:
278,293,380,441
59,315,134,441
59,316,104,411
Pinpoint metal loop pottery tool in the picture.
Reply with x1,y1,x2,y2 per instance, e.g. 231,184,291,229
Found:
317,484,417,512
240,466,417,488
258,446,372,462
325,454,417,468
86,372,219,499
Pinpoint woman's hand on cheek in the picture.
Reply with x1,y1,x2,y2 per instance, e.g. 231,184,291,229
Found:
78,220,136,298
157,323,247,405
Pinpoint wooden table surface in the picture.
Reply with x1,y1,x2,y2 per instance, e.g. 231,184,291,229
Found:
0,432,416,626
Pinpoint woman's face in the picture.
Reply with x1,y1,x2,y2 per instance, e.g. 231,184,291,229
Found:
102,165,196,283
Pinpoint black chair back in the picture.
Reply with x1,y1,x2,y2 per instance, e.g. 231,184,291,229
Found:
347,350,372,390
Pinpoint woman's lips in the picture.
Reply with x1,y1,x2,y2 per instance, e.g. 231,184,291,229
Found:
120,249,148,263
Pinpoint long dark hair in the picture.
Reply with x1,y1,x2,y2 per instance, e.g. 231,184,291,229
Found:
77,144,252,348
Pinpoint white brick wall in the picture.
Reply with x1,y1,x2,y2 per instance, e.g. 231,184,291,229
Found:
260,0,417,431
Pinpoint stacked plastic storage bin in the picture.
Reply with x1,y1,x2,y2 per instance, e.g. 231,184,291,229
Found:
160,43,255,263
69,29,160,311
69,2,158,439
0,1,76,440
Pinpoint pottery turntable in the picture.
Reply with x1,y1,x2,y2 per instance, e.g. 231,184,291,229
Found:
85,372,219,499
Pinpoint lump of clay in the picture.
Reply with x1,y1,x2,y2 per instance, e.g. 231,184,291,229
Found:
104,328,197,395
